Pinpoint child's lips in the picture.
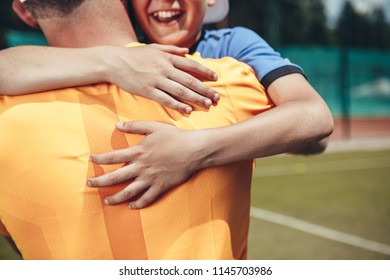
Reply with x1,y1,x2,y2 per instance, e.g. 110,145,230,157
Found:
150,10,184,23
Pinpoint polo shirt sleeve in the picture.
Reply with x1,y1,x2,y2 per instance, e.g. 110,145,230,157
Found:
197,27,304,89
226,27,304,88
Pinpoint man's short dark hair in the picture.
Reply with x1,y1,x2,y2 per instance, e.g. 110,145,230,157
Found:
23,0,85,18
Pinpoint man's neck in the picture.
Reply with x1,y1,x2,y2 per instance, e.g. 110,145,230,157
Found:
42,21,136,48
38,1,137,48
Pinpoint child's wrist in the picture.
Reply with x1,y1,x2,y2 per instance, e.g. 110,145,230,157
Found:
93,46,119,84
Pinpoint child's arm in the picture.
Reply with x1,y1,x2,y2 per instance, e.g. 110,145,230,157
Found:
0,44,219,113
202,27,329,154
88,74,334,208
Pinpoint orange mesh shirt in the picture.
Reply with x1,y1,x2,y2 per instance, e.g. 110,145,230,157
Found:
0,51,273,260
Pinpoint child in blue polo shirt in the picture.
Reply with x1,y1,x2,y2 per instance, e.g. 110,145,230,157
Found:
131,0,303,90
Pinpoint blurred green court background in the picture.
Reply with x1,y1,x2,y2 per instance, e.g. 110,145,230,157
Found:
248,149,390,260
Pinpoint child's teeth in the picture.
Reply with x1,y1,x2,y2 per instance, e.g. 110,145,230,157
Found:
153,11,181,20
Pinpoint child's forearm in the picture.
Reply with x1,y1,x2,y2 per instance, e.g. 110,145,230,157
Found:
197,75,334,168
0,45,218,113
0,45,109,95
87,89,334,209
197,97,333,170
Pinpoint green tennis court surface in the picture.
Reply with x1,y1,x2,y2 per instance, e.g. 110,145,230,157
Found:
1,149,389,260
248,149,390,260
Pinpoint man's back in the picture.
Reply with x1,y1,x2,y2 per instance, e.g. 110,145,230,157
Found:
0,54,273,260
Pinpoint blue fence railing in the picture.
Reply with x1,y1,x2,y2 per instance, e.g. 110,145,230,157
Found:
281,47,390,117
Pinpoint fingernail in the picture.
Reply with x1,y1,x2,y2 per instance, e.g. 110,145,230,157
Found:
185,106,192,114
213,93,220,102
128,204,133,209
116,122,124,128
104,198,110,205
86,179,92,187
204,99,212,108
212,73,218,80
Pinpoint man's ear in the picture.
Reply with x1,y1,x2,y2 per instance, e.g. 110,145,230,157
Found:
12,0,40,29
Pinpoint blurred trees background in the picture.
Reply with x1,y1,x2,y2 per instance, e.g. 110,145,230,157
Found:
226,0,390,49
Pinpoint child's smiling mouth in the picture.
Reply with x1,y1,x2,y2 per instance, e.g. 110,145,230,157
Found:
151,10,184,23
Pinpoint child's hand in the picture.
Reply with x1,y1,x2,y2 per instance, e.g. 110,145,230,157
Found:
106,44,220,114
87,121,209,209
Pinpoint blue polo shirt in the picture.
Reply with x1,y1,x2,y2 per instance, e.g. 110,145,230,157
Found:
193,26,304,89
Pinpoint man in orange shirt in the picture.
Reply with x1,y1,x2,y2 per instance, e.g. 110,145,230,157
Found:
0,0,334,213
0,0,278,259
